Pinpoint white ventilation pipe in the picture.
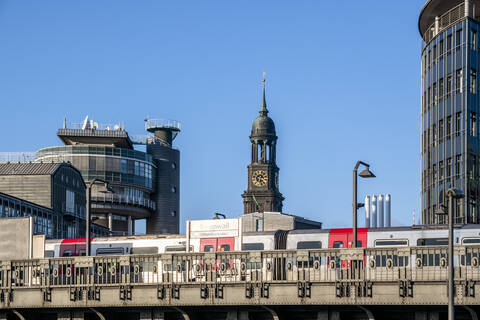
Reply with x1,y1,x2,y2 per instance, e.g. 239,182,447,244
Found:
378,194,384,228
386,194,391,227
371,196,377,228
365,196,371,228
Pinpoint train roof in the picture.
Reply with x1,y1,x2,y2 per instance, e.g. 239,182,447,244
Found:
46,234,186,244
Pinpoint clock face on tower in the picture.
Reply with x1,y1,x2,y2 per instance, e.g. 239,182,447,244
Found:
252,170,268,187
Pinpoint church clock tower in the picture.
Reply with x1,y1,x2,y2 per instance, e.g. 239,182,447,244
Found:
242,76,284,214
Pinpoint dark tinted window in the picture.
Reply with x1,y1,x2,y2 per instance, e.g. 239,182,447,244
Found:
297,241,322,249
463,238,480,244
333,241,344,248
220,244,230,252
204,245,214,253
96,248,124,255
63,250,72,257
417,238,448,246
242,243,264,251
165,246,187,252
131,247,158,254
44,250,54,258
375,240,409,247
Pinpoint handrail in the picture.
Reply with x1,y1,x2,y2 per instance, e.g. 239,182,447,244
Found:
422,2,467,44
2,245,480,289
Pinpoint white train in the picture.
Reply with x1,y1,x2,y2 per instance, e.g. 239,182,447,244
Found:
44,224,480,258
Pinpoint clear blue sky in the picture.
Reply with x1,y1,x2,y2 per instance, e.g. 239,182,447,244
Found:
0,1,425,233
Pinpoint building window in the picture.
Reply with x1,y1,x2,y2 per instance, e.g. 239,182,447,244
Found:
171,162,177,169
440,39,444,54
427,87,431,107
456,155,462,175
456,69,463,93
456,112,462,136
439,161,444,180
439,78,444,100
447,116,452,136
456,29,463,48
447,158,452,177
439,119,444,141
428,50,431,66
433,124,437,142
433,164,437,181
171,186,176,193
433,83,437,105
471,69,477,93
471,112,477,137
171,210,176,217
447,75,452,96
472,29,477,50
433,45,437,60
447,34,452,52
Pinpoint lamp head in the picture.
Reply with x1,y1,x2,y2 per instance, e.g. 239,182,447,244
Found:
359,167,376,178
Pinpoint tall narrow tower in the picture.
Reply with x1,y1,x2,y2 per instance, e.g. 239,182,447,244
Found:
419,0,480,224
242,76,284,214
145,119,181,234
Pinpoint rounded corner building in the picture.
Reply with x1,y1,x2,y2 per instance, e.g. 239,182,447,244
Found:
35,116,180,235
420,0,480,224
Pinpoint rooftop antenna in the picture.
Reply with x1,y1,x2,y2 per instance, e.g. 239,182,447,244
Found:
63,116,67,129
82,115,89,130
412,209,416,226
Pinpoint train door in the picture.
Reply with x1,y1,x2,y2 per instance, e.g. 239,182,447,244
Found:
200,238,217,252
217,238,234,252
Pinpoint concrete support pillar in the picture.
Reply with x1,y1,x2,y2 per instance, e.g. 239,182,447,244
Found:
108,213,113,232
140,309,165,320
317,311,341,320
127,215,133,236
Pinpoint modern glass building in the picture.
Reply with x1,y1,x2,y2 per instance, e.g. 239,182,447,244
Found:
419,0,480,224
35,117,180,235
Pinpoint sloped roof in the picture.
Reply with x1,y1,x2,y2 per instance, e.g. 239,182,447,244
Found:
0,162,64,175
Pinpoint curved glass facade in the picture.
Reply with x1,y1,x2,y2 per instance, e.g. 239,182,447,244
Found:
36,146,154,190
421,12,480,224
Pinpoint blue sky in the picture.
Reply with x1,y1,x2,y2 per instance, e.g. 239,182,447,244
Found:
0,1,425,233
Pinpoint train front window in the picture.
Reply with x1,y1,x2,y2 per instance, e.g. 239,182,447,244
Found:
463,238,480,244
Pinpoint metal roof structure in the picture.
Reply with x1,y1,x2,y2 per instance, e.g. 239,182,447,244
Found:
0,162,75,176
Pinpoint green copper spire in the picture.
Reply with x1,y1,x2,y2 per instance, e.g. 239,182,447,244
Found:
260,73,268,116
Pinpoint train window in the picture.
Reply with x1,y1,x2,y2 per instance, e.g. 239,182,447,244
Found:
333,241,344,248
78,250,86,256
131,247,158,254
297,241,322,249
63,250,72,257
219,244,230,252
165,246,187,252
463,238,480,244
96,248,124,256
44,250,54,258
375,239,409,247
417,238,448,246
242,243,264,251
203,245,214,253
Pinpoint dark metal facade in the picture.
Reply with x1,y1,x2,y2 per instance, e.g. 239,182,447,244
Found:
146,143,180,234
419,1,480,224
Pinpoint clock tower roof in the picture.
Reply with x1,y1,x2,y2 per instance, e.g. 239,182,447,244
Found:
251,76,276,139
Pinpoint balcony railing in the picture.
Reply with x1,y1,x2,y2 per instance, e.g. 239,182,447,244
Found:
91,195,156,210
423,2,469,44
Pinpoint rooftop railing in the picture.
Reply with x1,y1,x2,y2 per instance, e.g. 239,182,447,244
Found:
422,2,470,44
0,152,36,163
145,119,181,132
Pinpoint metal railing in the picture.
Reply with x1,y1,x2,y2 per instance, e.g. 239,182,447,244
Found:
0,152,36,163
145,119,181,132
2,246,480,289
91,195,156,210
423,2,469,44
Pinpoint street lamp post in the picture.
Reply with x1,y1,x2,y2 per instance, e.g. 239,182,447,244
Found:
352,161,375,248
86,179,114,256
435,188,464,320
